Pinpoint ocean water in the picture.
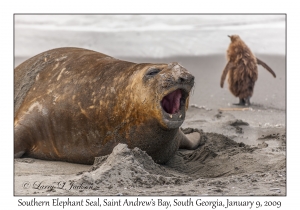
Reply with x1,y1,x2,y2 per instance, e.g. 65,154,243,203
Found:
15,14,285,58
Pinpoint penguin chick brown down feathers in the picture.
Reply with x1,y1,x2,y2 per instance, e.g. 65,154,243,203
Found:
220,35,276,106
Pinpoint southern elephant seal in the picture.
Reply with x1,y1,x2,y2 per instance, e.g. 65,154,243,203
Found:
14,47,201,164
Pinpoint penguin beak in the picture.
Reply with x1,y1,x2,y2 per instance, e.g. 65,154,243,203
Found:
228,35,231,38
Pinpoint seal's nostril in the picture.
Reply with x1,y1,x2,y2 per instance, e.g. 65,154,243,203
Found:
177,74,194,83
179,77,185,83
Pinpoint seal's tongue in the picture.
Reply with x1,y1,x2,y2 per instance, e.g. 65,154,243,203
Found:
161,89,182,114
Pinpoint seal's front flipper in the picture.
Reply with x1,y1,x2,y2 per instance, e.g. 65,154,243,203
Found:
256,57,276,78
179,128,205,150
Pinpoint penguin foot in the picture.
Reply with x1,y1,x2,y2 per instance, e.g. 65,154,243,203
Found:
233,98,246,106
244,97,251,106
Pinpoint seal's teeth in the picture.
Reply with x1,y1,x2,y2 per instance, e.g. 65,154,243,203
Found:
169,114,172,118
179,115,182,118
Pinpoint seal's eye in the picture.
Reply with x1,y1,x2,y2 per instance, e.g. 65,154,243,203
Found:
146,68,161,76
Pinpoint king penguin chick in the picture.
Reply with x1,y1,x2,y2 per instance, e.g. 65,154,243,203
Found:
220,35,276,106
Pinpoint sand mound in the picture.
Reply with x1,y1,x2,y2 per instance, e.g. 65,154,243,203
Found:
73,144,191,189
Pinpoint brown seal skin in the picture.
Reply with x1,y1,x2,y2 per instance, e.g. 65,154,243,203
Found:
220,35,276,106
14,47,201,164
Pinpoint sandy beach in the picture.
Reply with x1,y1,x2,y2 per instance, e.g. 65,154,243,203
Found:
14,54,286,196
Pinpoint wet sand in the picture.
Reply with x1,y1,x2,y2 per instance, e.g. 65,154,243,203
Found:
14,54,286,196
